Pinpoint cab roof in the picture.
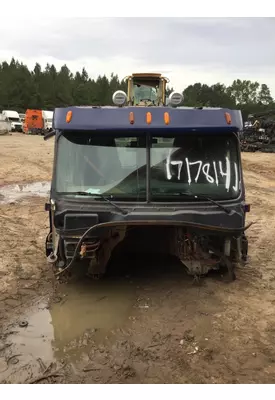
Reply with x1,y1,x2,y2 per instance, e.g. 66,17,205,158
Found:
53,106,243,133
131,73,163,78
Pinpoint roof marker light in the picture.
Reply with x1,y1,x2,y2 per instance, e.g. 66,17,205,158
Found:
225,112,232,125
146,112,152,124
66,110,72,123
164,112,170,125
129,112,134,124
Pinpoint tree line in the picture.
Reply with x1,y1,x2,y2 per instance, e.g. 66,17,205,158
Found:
0,58,274,120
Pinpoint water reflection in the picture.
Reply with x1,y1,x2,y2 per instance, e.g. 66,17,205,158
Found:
7,278,136,370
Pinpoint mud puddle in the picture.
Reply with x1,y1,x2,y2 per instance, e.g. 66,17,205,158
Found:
0,181,50,204
0,279,137,382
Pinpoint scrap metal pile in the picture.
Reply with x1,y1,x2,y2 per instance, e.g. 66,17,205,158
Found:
240,109,275,153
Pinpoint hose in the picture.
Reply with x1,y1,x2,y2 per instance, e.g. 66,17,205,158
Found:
55,219,255,276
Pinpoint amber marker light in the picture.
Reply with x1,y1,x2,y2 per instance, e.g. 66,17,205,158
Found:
164,112,170,125
66,110,72,123
225,112,232,125
146,112,152,124
129,112,134,124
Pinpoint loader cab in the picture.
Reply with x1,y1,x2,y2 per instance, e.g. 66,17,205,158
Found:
125,73,168,106
113,73,183,108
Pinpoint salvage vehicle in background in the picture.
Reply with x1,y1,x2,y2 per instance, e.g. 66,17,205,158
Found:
241,109,275,153
1,110,22,132
23,109,54,135
0,113,11,135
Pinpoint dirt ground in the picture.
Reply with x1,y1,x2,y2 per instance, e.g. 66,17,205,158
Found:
1,133,275,384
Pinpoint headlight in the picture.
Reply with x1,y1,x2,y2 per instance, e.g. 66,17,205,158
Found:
168,92,183,106
112,90,127,106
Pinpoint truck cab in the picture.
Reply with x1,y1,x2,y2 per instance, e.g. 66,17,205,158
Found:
42,110,54,131
2,110,23,132
0,113,11,134
24,109,43,134
45,104,250,281
19,113,25,124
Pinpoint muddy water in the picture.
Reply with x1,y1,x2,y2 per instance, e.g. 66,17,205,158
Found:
1,279,137,382
8,305,55,361
52,281,135,344
0,181,50,204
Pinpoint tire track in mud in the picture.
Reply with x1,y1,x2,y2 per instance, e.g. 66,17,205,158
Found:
0,198,52,313
0,134,53,185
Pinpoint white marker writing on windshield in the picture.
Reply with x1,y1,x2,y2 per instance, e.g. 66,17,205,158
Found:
213,161,219,185
202,163,215,184
218,157,231,191
233,162,238,191
166,149,183,180
166,150,237,192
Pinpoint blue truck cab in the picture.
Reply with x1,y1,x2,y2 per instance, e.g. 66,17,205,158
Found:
44,99,251,280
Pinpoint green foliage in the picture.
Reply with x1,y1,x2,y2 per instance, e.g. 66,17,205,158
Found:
183,79,274,119
0,59,127,112
0,58,274,121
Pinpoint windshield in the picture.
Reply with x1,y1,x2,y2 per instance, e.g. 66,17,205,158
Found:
134,84,158,104
55,132,241,201
8,117,20,122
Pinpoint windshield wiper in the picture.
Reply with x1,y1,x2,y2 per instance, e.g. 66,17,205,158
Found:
61,191,128,215
133,189,231,214
173,192,231,214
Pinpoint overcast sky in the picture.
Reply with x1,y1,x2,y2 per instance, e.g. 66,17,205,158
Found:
0,17,274,97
